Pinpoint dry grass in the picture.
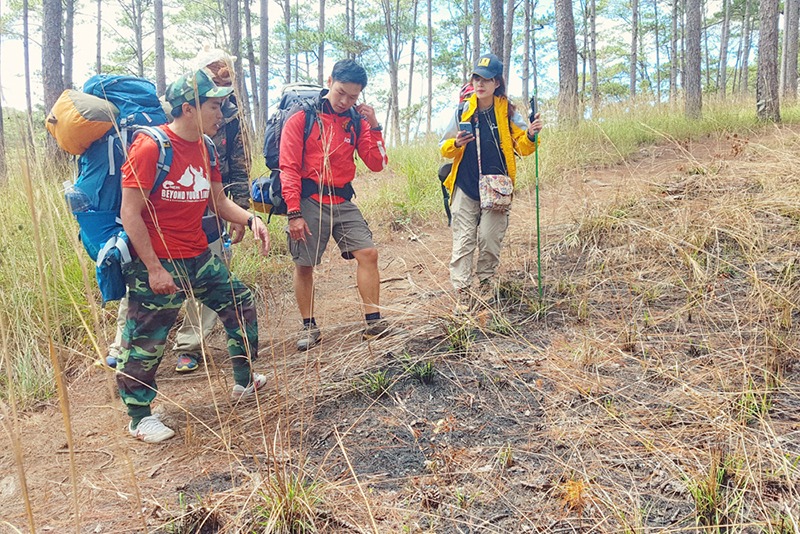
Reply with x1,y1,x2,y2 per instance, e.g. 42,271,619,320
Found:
3,111,800,531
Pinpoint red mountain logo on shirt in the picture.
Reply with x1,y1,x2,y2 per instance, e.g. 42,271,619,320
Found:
161,165,211,201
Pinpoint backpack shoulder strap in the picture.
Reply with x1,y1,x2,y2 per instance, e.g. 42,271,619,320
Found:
132,126,173,192
202,134,218,168
347,108,362,139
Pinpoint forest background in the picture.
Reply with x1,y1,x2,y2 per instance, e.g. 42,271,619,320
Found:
0,0,793,167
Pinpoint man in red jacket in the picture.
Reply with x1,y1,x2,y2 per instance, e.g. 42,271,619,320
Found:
279,59,389,351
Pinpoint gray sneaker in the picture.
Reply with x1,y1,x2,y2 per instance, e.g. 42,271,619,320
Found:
297,325,321,351
363,319,390,340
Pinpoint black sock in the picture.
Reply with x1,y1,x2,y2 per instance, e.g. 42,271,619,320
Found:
365,312,381,323
303,317,317,327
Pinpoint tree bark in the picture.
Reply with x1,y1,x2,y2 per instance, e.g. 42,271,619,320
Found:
154,0,166,95
653,0,661,103
463,0,470,80
259,0,269,132
590,0,598,111
318,0,326,85
42,0,63,112
24,0,36,149
244,0,260,121
405,0,419,143
502,0,514,81
684,0,701,118
472,0,480,63
0,12,6,183
523,0,531,105
717,0,729,96
670,0,678,103
630,0,638,98
739,0,751,94
96,0,102,74
490,0,504,57
381,0,401,145
43,0,64,156
426,0,432,134
555,0,579,124
64,0,74,88
757,0,780,121
283,0,291,82
782,0,800,101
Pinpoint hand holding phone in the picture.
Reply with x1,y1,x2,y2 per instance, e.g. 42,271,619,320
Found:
529,97,537,123
456,121,474,147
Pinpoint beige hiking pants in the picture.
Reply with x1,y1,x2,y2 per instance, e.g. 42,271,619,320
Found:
449,187,510,291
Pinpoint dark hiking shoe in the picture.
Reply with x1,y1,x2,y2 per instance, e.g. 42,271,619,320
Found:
297,325,321,351
363,319,390,340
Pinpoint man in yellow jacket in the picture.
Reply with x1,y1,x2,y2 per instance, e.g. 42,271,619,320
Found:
439,53,543,302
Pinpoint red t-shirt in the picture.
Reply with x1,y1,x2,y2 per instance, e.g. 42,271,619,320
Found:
121,126,221,259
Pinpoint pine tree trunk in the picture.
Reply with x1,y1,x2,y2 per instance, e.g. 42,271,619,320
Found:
426,0,432,134
739,0,751,94
502,0,514,81
23,0,36,149
757,0,780,121
43,0,64,156
64,0,74,88
684,0,702,118
0,15,6,183
490,0,504,57
284,0,291,82
405,0,419,143
318,0,325,85
670,0,678,102
782,0,800,101
718,0,729,96
463,0,470,81
42,0,63,113
654,0,661,103
96,0,102,74
523,0,531,105
472,0,480,63
154,0,166,95
259,0,269,131
555,0,579,124
630,0,638,98
244,0,260,121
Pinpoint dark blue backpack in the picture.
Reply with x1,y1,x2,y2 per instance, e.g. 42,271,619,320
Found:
65,75,217,305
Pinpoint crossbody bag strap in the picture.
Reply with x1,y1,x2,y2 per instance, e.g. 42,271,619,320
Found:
475,118,483,176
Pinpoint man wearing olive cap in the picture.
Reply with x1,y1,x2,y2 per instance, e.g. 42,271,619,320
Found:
116,69,271,443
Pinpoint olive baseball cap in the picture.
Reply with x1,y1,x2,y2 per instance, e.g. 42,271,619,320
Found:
165,69,233,109
473,53,503,80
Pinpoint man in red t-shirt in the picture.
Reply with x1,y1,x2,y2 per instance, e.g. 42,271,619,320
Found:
117,69,270,443
280,59,389,351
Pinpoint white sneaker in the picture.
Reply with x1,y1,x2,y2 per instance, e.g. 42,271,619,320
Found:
128,414,175,443
231,373,267,400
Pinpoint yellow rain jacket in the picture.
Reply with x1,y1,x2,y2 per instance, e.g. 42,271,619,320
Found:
439,94,539,197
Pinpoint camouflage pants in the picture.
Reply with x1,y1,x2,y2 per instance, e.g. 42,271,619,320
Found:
116,249,258,418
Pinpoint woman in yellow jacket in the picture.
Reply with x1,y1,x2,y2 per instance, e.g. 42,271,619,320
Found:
439,53,543,297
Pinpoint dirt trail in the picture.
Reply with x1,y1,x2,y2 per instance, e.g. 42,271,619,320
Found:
0,132,760,532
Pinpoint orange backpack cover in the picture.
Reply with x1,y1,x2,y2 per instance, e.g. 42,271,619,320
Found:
46,90,119,155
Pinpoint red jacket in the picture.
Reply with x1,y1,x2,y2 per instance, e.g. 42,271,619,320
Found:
279,100,387,213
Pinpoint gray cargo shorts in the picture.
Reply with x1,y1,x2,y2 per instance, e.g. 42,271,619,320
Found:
288,197,374,267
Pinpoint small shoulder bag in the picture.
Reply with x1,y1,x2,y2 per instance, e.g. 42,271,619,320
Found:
475,116,513,212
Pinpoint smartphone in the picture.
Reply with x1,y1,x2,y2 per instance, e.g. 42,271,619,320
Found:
458,122,473,135
529,96,537,122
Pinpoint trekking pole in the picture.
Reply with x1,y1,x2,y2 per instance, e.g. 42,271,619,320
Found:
529,93,543,300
